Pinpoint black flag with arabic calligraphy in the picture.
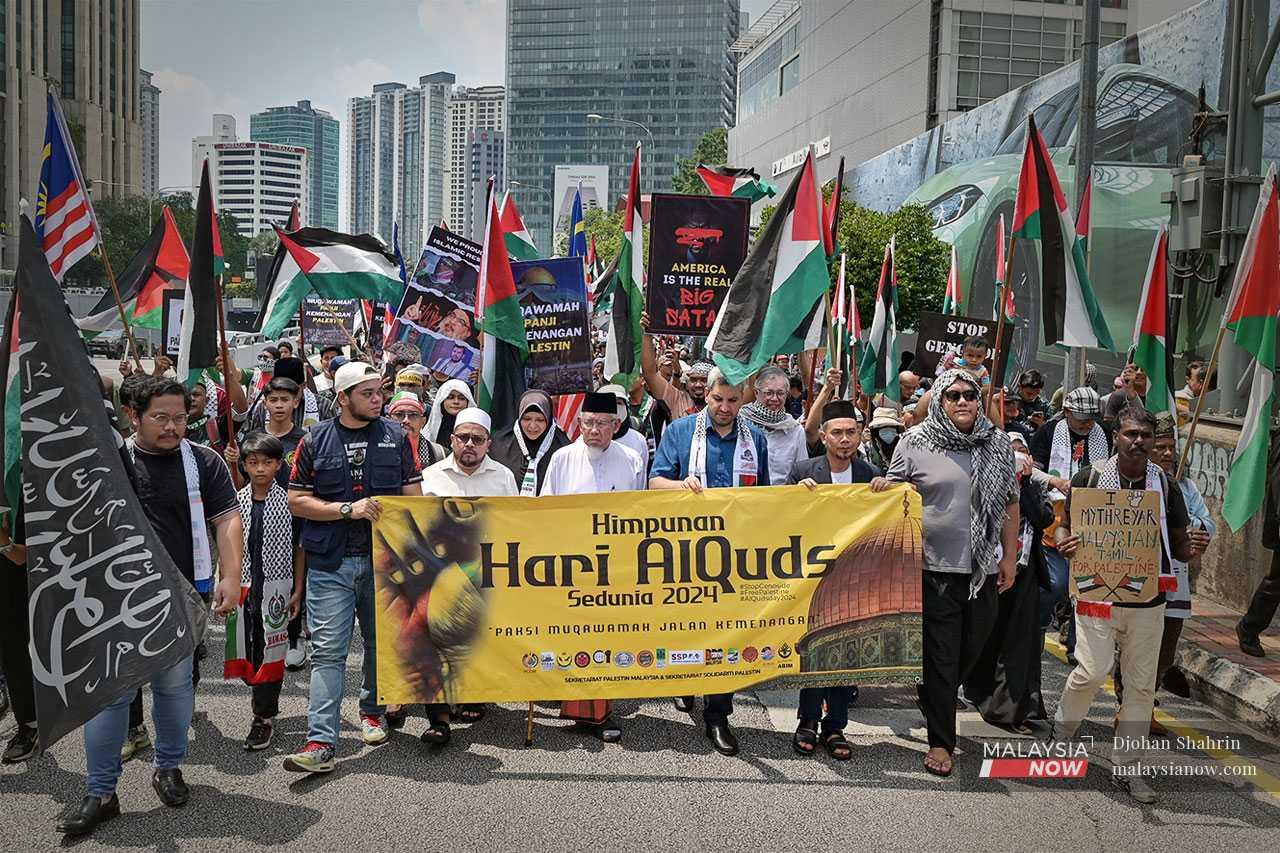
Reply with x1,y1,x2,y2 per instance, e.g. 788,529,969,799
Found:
7,217,204,752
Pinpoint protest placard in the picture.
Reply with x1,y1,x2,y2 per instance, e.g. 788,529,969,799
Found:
300,296,358,347
912,310,1015,385
512,257,592,395
645,193,749,337
1069,488,1162,605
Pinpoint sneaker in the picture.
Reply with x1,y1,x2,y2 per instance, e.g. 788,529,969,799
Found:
120,725,151,762
360,714,388,745
283,741,335,773
285,640,308,671
1112,773,1160,804
2,724,38,764
244,717,274,751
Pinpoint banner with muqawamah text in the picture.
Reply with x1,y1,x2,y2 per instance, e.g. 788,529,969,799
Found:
373,485,923,704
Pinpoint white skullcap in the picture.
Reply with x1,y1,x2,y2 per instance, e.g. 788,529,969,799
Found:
453,407,492,434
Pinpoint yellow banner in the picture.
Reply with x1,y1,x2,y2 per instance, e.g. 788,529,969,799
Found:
373,485,923,704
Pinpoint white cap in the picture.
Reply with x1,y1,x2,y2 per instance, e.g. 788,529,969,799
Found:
334,361,382,395
453,407,492,434
597,383,628,420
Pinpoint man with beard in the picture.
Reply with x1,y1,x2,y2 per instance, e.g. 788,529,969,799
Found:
872,370,1018,778
541,392,647,741
1053,404,1193,804
787,399,878,761
741,365,807,487
58,378,243,836
651,368,770,756
284,362,423,774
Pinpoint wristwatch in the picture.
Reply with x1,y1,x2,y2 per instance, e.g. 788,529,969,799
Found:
339,503,353,520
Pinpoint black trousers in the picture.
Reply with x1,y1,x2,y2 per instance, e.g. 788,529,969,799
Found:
252,680,283,719
0,563,37,727
921,571,997,752
678,694,734,725
1242,549,1280,638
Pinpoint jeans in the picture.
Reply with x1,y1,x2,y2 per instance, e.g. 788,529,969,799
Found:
798,687,855,733
83,655,194,796
1039,547,1075,653
305,555,383,746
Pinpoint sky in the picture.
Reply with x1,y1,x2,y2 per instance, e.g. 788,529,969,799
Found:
141,0,775,227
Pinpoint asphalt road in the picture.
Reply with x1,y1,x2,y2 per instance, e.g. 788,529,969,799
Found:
3,624,1280,852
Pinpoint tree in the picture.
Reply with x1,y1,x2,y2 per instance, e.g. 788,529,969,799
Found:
758,196,950,331
673,127,728,195
249,230,279,258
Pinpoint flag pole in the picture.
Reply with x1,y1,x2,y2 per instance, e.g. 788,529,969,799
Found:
94,239,147,373
1175,323,1227,481
213,276,240,484
988,235,1016,415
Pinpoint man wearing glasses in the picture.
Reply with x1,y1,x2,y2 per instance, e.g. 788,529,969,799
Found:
540,391,647,741
739,365,807,487
419,408,518,498
59,378,243,836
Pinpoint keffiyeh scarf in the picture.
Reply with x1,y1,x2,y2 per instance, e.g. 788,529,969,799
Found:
901,369,1015,597
690,408,758,488
126,438,214,593
224,483,295,684
1048,417,1108,480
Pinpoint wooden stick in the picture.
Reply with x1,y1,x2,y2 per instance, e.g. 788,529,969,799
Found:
988,235,1016,409
1175,322,1227,481
524,702,535,747
95,244,146,372
213,275,242,487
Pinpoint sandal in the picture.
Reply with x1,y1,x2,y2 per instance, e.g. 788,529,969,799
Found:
923,748,953,778
793,721,819,756
456,704,485,723
822,730,852,761
598,718,622,744
385,706,408,729
420,719,451,746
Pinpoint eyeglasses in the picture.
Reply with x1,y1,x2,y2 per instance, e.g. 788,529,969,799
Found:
579,416,617,430
144,412,189,427
942,389,980,403
389,411,421,421
452,433,488,446
758,389,787,399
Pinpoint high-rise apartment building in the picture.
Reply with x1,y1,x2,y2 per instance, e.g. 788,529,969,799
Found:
346,73,453,264
139,69,160,198
505,0,741,248
446,84,504,236
250,99,340,229
191,115,309,237
191,113,237,182
465,128,504,242
2,0,144,273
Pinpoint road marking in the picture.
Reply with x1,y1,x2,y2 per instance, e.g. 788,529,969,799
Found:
1044,634,1280,800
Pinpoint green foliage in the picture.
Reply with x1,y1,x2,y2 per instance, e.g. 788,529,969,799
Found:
673,127,728,195
224,280,257,299
68,191,251,286
757,197,950,331
583,207,624,262
249,230,279,257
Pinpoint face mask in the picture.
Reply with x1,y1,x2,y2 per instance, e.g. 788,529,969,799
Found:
878,428,899,445
954,357,968,367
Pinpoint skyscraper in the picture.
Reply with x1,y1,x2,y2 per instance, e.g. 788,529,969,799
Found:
505,0,740,248
250,100,340,229
191,115,309,237
465,128,505,243
139,70,161,198
447,84,505,236
347,73,453,265
1,0,144,273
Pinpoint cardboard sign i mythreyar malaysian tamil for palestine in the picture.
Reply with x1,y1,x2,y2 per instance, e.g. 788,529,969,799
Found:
372,485,925,705
1069,488,1162,605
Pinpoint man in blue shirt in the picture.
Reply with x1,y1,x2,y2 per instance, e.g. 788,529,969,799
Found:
650,367,770,756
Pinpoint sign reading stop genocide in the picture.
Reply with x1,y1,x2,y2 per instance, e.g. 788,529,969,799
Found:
912,310,1015,385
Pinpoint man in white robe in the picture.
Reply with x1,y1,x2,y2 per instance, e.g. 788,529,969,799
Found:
539,392,645,741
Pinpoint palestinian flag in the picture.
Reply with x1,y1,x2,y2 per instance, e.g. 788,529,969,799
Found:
707,148,828,385
993,213,1016,322
1076,172,1093,255
176,161,223,386
822,157,845,259
696,165,778,203
256,228,404,339
285,197,301,231
1073,574,1106,595
942,245,962,315
1223,164,1280,531
1117,575,1147,596
1012,116,1114,351
0,290,20,527
78,206,189,337
858,239,900,401
476,184,529,431
499,192,539,262
604,144,645,386
1131,225,1176,416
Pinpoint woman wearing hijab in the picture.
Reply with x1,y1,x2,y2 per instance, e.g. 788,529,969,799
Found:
425,379,476,446
872,369,1019,778
491,390,571,495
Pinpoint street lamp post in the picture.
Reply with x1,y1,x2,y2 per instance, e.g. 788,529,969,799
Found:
586,113,655,151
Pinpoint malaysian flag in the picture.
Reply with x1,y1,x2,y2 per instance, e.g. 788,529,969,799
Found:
35,93,100,281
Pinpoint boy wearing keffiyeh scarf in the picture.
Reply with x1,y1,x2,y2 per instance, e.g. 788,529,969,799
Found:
874,369,1020,778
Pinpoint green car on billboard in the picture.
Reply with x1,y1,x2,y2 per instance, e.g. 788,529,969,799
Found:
906,63,1201,376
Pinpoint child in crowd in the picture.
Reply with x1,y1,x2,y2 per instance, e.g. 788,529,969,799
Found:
223,432,304,751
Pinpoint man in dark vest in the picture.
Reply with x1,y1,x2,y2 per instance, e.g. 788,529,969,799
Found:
283,361,423,774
